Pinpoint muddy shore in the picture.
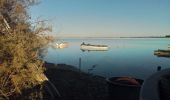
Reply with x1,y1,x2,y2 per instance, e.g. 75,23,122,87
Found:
44,62,108,100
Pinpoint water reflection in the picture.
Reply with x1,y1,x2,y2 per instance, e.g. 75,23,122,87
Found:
45,38,170,79
87,64,97,74
51,42,69,49
81,49,109,52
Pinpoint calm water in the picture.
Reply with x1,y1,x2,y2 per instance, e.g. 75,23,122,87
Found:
44,38,170,79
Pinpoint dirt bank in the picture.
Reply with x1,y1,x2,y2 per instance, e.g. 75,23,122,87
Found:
44,62,108,100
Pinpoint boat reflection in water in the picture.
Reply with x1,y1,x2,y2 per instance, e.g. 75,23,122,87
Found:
80,42,109,52
52,42,69,49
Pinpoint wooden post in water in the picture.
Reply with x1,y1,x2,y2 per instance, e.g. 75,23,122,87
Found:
79,57,81,73
157,66,161,71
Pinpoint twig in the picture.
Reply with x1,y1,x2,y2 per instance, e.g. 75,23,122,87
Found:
0,89,9,100
2,71,15,88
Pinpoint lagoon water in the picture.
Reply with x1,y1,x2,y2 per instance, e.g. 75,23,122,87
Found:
44,38,170,79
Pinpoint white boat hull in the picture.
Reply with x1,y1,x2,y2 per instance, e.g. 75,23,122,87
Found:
80,45,109,51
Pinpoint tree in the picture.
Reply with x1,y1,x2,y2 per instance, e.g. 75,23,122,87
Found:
0,0,51,99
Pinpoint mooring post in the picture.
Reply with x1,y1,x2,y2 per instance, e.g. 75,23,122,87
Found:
157,66,161,71
79,57,81,73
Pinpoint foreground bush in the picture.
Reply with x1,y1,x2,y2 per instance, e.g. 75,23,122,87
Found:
0,0,51,99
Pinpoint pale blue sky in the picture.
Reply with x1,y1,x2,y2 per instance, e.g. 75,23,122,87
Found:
30,0,170,37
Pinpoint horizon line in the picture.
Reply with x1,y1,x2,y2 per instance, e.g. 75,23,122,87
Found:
55,35,170,39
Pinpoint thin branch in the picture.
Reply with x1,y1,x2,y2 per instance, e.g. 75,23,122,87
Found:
0,89,9,100
2,71,15,88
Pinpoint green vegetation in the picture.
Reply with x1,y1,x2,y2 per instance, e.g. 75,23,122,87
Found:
0,0,51,99
165,35,170,38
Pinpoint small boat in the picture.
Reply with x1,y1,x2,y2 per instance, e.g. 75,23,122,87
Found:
154,49,170,53
52,42,69,49
80,42,109,51
154,49,170,57
168,45,170,48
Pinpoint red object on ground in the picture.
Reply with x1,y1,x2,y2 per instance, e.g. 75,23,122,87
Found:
116,77,140,86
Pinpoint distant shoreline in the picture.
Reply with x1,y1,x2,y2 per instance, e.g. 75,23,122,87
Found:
58,36,170,39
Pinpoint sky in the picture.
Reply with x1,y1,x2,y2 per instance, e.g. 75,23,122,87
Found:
30,0,170,37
